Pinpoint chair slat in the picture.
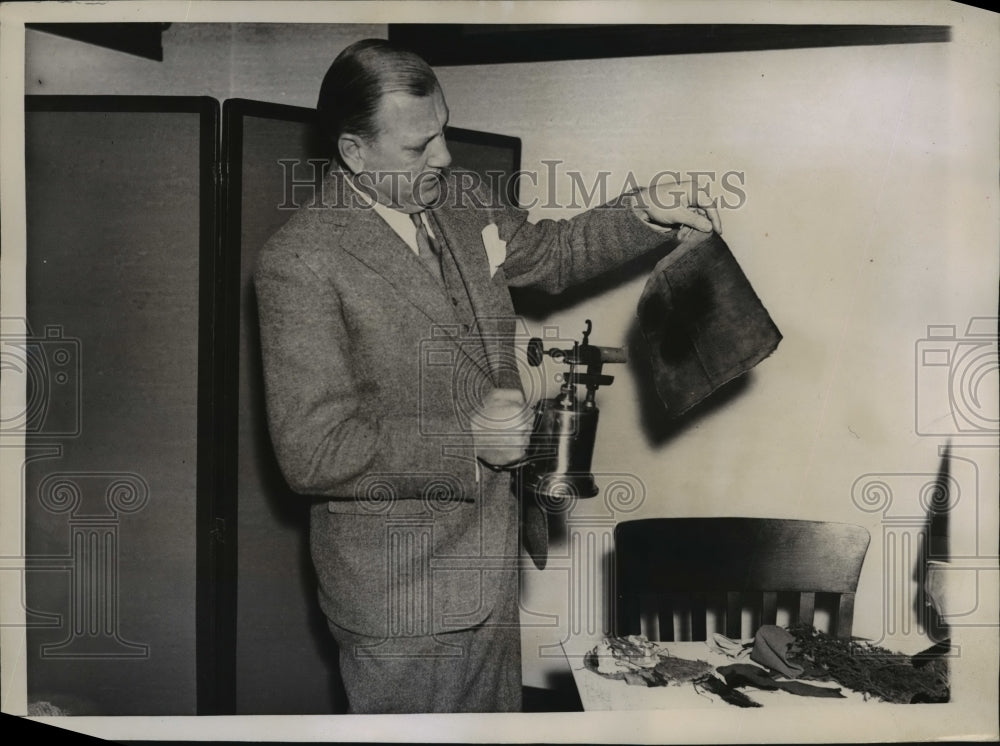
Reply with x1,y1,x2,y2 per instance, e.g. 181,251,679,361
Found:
725,591,742,638
656,594,674,642
836,593,856,638
691,592,707,641
638,592,657,638
798,591,816,627
761,591,778,626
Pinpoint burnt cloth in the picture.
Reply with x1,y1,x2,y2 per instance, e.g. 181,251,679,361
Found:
637,230,782,417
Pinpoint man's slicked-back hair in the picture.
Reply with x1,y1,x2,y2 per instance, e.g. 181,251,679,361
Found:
317,39,440,167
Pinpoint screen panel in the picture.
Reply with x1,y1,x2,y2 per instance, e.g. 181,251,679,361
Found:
223,99,341,716
225,98,522,714
446,125,522,207
22,96,218,715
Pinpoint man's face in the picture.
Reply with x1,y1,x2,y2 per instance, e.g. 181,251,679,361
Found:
354,87,452,213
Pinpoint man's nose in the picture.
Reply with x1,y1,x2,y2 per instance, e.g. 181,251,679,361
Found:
427,135,452,169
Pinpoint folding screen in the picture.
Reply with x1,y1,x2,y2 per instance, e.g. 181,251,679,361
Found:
221,99,342,715
222,98,521,713
22,95,218,715
18,93,520,716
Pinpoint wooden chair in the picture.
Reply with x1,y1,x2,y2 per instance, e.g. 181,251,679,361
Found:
614,518,871,640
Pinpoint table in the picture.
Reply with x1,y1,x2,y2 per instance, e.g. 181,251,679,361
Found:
562,637,873,711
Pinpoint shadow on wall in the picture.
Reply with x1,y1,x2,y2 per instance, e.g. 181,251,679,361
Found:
514,235,758,552
912,445,952,645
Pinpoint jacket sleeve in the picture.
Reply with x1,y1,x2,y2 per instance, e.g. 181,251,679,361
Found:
254,244,475,501
470,175,690,294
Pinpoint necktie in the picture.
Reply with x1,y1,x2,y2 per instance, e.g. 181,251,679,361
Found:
410,211,443,284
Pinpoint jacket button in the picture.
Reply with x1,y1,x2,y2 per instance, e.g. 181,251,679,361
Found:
452,297,459,306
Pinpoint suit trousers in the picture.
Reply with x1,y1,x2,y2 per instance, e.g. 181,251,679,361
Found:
325,570,522,713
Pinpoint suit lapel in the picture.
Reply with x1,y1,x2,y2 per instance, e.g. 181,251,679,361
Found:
432,206,515,386
322,172,497,382
325,176,455,327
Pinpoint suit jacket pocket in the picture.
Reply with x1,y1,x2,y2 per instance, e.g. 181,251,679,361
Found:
309,504,501,637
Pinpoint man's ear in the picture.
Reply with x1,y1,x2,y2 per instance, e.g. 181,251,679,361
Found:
338,133,366,174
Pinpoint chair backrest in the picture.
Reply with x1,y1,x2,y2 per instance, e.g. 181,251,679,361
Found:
614,518,870,640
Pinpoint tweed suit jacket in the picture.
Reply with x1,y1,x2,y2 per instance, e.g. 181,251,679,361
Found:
254,168,679,638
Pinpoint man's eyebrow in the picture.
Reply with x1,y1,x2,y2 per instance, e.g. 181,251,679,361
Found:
413,120,448,149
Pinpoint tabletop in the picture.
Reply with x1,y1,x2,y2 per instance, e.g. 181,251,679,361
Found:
562,636,875,711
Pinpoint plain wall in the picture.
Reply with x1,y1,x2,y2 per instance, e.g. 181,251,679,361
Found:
23,19,999,697
433,36,999,685
26,23,386,103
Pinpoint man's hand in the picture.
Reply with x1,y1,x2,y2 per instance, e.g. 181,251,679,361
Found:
469,388,533,467
635,177,723,235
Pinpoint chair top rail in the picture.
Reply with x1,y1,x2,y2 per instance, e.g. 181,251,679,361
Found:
614,518,871,594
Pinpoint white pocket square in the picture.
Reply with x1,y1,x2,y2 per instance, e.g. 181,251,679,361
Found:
481,223,507,278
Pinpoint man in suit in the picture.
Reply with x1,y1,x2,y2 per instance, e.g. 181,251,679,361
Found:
255,38,720,713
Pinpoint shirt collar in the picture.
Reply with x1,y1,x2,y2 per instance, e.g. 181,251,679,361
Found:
342,171,433,253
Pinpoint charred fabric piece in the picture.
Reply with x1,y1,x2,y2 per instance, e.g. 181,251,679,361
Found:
583,635,760,707
584,635,712,686
637,231,782,418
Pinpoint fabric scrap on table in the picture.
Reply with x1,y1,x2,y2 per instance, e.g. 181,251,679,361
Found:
706,633,754,660
695,674,762,708
718,663,845,699
788,623,950,703
750,624,805,678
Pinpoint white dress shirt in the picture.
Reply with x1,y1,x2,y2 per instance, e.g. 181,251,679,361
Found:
343,172,436,254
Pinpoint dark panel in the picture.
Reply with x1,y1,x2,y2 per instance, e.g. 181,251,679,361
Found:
224,99,521,713
389,24,951,66
26,23,170,61
222,99,342,715
446,126,522,208
23,96,218,715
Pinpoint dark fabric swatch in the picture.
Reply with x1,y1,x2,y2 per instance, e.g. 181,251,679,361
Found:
718,663,845,699
637,231,782,417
